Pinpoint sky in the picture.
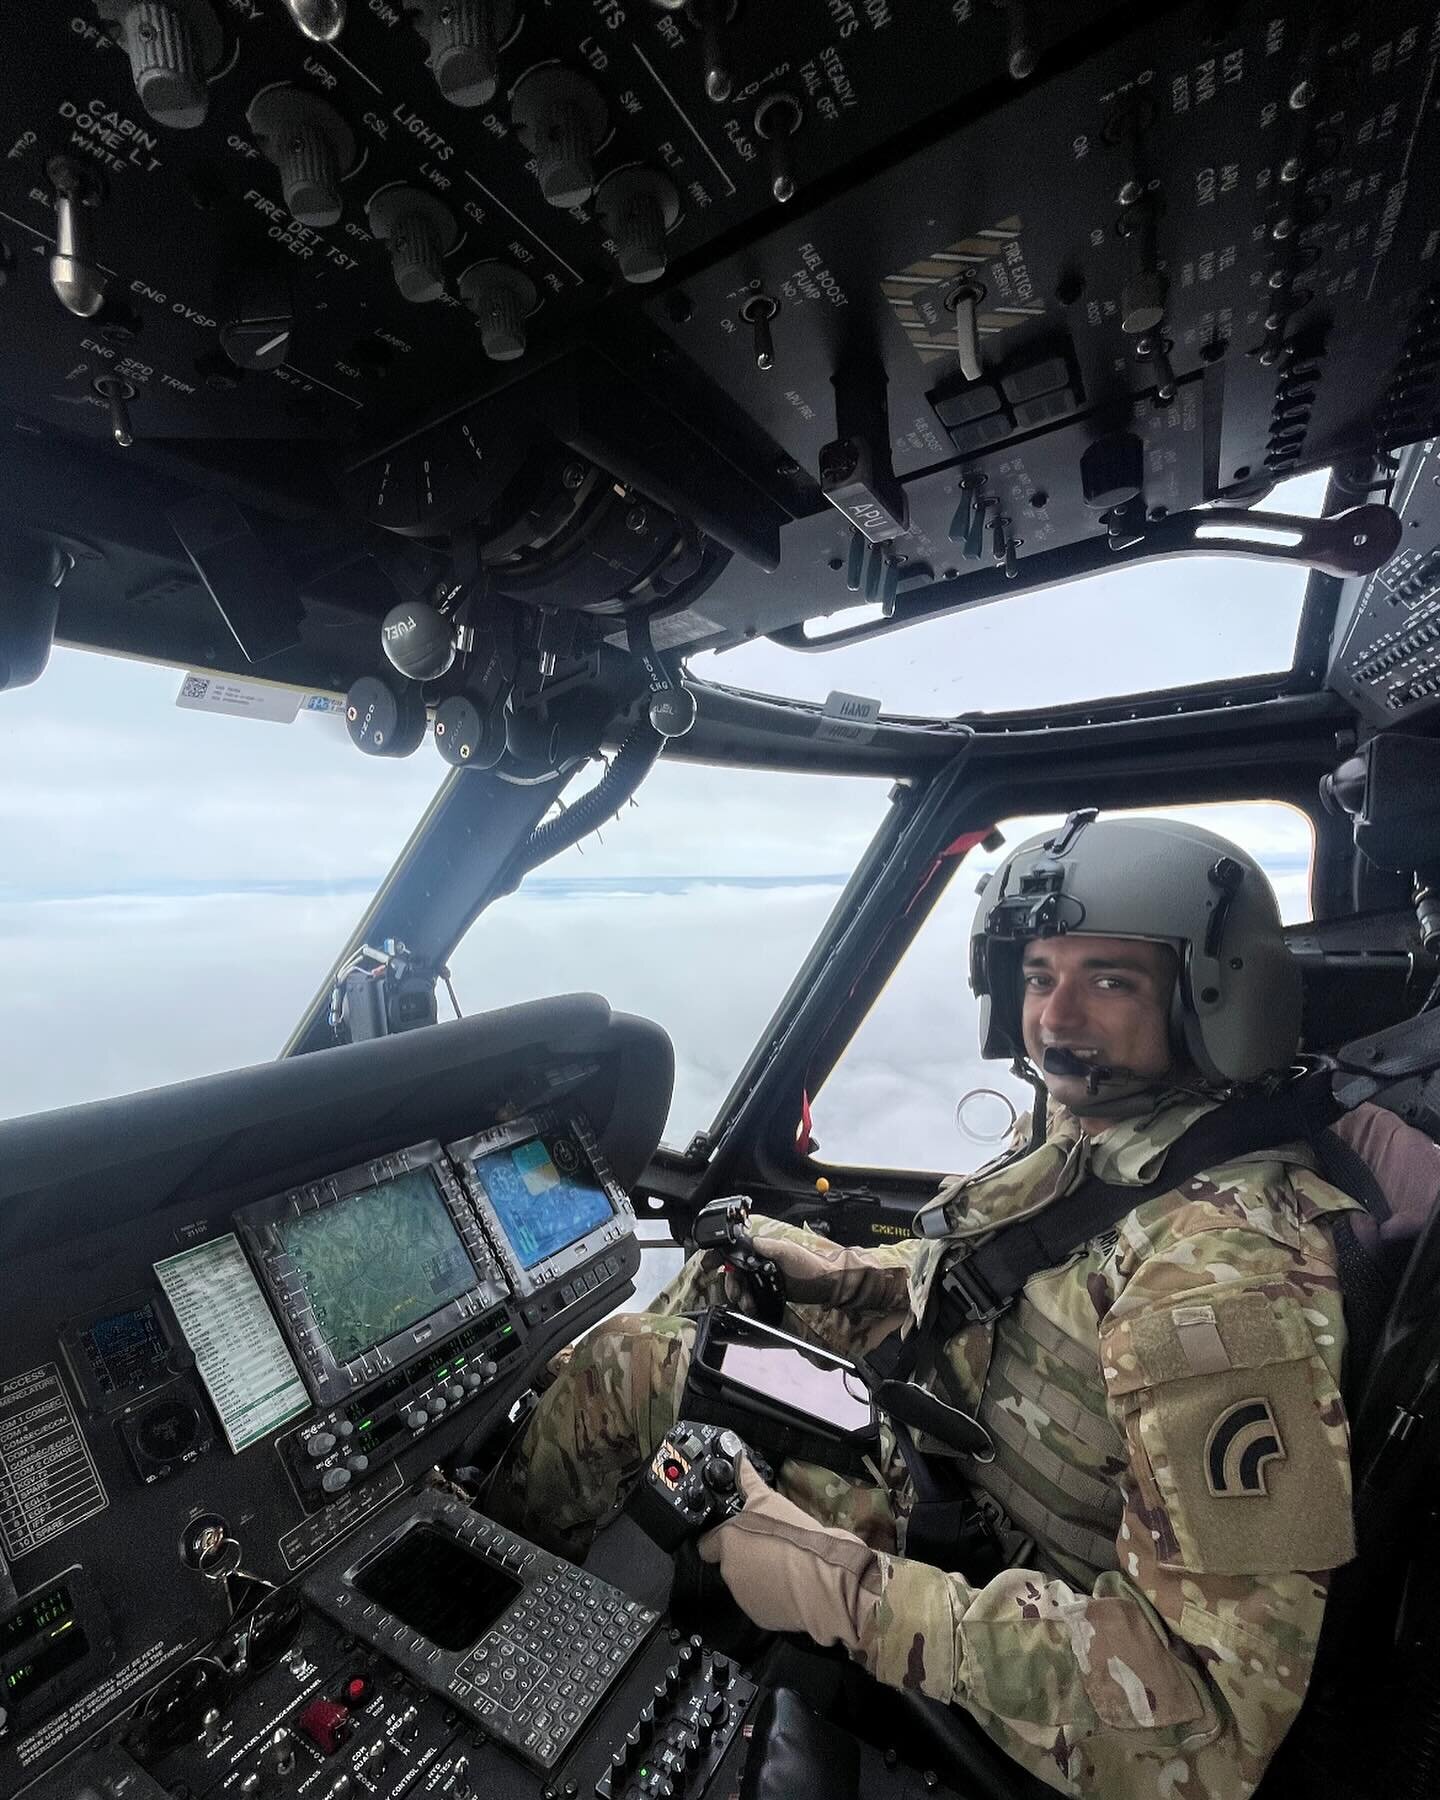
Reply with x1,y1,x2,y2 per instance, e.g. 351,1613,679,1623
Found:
0,467,1329,1255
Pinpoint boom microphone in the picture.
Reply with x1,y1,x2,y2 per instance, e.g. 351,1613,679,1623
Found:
1042,1047,1136,1096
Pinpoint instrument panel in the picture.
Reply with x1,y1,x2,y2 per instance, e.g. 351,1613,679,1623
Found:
0,1001,656,1798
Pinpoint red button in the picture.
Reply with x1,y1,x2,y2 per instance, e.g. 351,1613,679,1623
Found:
344,1677,369,1705
296,1699,351,1755
663,1461,683,1484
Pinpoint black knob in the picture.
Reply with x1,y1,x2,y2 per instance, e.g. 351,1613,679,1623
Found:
1080,432,1145,511
439,693,506,769
457,261,537,361
710,1655,733,1690
345,675,429,758
511,67,607,208
246,86,357,229
594,168,680,285
366,185,458,303
99,0,224,131
408,0,517,108
218,268,293,373
703,1457,735,1493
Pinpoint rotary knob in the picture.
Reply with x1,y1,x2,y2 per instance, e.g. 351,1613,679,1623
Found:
457,261,537,362
595,168,680,285
444,1383,464,1403
366,185,458,302
461,1367,485,1390
95,0,224,131
703,1455,736,1492
247,86,358,229
511,67,608,209
405,0,517,108
403,1408,427,1431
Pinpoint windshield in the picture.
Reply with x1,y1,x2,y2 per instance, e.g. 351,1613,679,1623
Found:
448,759,892,1150
692,469,1330,715
0,647,443,1121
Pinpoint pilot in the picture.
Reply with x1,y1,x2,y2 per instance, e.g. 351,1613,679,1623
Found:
488,813,1358,1797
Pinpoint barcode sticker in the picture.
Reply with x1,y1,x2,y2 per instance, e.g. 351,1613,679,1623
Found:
176,675,302,724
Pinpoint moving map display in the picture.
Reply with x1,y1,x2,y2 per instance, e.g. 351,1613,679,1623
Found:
468,1137,613,1271
276,1171,477,1364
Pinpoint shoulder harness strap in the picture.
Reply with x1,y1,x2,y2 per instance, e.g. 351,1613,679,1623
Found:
937,1072,1341,1329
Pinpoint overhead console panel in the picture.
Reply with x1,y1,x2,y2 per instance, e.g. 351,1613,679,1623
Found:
0,2,1438,705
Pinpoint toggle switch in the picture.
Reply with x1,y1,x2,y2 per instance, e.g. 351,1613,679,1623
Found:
1118,197,1167,339
247,86,357,229
740,293,778,370
201,1707,224,1750
94,376,135,448
457,260,537,360
366,185,458,302
595,168,680,284
963,492,995,562
1004,0,1036,80
511,66,608,208
94,0,224,131
267,1729,297,1778
754,93,803,203
1133,332,1176,404
690,0,737,103
47,158,107,320
279,0,346,40
404,0,517,108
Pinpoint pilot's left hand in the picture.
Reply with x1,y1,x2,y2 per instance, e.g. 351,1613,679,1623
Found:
697,1459,881,1652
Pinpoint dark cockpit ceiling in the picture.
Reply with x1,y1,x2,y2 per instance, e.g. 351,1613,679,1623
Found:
0,0,1437,758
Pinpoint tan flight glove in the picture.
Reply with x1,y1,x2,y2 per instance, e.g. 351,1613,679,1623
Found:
697,1459,884,1651
704,1231,910,1309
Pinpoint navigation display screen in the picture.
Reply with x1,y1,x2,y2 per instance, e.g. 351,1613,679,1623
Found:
276,1170,477,1364
467,1136,613,1271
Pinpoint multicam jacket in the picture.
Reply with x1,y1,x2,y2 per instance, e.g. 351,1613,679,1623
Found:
739,1089,1360,1798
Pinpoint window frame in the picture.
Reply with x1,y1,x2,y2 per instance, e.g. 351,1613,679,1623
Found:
677,718,1349,1212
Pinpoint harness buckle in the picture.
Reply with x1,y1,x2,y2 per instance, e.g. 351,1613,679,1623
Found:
940,1252,1014,1326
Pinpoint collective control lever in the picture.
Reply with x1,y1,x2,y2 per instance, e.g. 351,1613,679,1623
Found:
93,0,224,131
404,0,517,108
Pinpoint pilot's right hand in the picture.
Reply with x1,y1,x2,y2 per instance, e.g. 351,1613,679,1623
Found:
701,1231,868,1305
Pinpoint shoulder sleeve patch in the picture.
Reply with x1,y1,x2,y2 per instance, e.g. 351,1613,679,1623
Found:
1103,1292,1355,1576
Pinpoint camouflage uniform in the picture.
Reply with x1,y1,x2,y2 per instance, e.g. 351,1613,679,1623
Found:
491,1089,1359,1798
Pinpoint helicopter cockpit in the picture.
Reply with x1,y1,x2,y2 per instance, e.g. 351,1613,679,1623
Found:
3,4,1440,1798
